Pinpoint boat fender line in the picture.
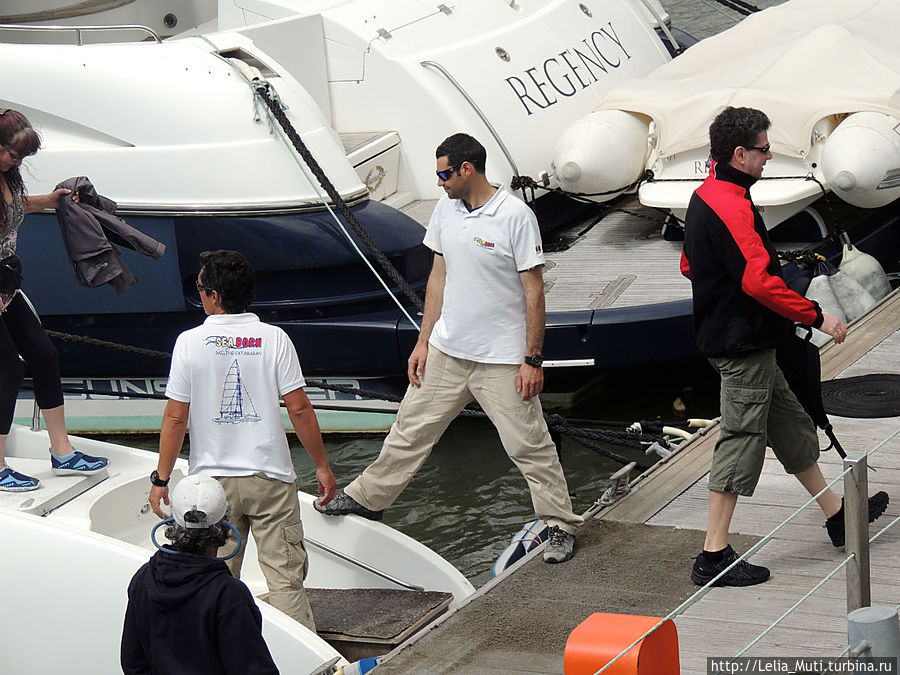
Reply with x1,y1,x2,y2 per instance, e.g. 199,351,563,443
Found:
544,414,655,467
250,80,424,316
150,517,243,561
43,329,172,359
510,169,654,205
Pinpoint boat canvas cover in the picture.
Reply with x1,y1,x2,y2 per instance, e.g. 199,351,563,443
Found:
598,0,900,158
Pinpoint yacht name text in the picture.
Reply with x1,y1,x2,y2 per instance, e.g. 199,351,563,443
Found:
504,22,632,116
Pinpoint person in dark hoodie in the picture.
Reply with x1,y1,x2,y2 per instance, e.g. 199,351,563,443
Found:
121,474,279,674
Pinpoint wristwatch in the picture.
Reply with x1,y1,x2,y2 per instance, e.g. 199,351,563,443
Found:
524,354,544,367
149,470,170,487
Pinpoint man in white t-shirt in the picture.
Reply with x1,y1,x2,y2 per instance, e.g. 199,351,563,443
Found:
149,250,336,629
316,134,583,563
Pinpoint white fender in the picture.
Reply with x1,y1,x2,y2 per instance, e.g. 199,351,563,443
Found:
839,244,892,301
552,110,650,202
821,112,900,208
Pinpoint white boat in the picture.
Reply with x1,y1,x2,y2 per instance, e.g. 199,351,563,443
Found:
0,424,474,673
554,0,900,228
1,0,704,435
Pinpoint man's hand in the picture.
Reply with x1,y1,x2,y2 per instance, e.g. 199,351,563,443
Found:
408,341,429,387
149,484,170,519
316,465,337,506
516,363,544,401
820,313,848,344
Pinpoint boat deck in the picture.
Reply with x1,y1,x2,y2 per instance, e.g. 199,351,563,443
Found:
375,289,900,673
399,194,691,313
542,199,690,312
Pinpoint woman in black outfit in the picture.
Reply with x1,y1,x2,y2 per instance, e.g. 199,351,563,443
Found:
0,108,108,492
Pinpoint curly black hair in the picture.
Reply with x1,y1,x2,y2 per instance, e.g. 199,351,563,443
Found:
435,133,487,174
198,250,256,314
165,520,231,555
709,106,770,164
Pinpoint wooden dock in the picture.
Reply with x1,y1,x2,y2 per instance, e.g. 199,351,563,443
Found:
374,289,900,673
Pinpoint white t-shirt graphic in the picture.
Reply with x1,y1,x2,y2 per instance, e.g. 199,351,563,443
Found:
166,313,304,482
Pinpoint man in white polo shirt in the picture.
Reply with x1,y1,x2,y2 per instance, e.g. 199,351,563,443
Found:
316,133,583,563
148,250,337,629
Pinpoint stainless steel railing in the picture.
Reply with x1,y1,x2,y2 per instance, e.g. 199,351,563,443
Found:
0,23,161,45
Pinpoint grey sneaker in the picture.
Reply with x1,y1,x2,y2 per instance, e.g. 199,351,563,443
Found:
543,525,575,563
314,488,384,521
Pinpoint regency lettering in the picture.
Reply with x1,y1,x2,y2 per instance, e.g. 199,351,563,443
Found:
504,22,632,116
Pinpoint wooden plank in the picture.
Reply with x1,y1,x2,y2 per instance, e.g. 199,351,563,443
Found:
595,288,900,675
820,288,900,380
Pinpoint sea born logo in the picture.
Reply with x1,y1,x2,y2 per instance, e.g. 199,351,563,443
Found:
535,244,542,253
473,237,496,250
205,336,263,349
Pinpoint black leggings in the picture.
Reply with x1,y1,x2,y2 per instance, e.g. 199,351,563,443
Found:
0,293,64,434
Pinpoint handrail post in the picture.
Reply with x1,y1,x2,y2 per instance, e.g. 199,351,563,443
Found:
420,60,520,179
844,452,871,612
31,399,41,432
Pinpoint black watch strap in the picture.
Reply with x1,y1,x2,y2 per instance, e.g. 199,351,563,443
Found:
524,354,544,367
150,470,170,487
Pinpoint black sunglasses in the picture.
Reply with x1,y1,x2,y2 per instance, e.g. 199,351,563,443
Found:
196,280,214,294
436,163,462,181
746,143,771,154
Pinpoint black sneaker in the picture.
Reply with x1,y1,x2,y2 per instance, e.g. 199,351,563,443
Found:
314,488,384,521
825,491,890,547
690,545,770,587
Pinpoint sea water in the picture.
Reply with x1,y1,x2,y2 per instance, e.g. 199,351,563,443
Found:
291,0,785,588
97,0,787,588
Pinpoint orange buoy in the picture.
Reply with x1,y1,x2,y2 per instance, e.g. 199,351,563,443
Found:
564,612,679,674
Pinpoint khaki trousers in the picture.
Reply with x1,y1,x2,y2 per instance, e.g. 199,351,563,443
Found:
708,349,820,496
217,473,316,631
345,347,583,533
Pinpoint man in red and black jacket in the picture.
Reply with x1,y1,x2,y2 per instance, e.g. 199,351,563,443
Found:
681,106,888,588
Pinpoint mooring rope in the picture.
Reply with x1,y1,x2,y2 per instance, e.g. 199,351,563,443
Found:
33,326,667,461
251,80,425,315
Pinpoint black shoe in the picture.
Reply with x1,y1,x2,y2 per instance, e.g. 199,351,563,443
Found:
690,545,770,587
314,488,384,521
825,491,890,547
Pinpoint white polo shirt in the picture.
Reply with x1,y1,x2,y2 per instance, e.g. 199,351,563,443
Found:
423,185,544,364
165,313,304,482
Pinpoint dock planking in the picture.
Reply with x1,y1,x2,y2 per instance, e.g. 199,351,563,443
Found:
649,289,900,674
374,289,900,673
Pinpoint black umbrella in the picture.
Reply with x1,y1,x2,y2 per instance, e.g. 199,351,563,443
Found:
776,327,847,458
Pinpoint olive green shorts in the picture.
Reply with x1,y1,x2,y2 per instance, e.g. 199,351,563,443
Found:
708,349,820,497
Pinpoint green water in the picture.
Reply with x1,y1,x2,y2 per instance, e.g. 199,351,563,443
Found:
98,362,720,588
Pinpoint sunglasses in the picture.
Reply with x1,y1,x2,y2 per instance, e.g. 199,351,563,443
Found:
746,143,771,154
436,163,462,181
196,280,214,294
